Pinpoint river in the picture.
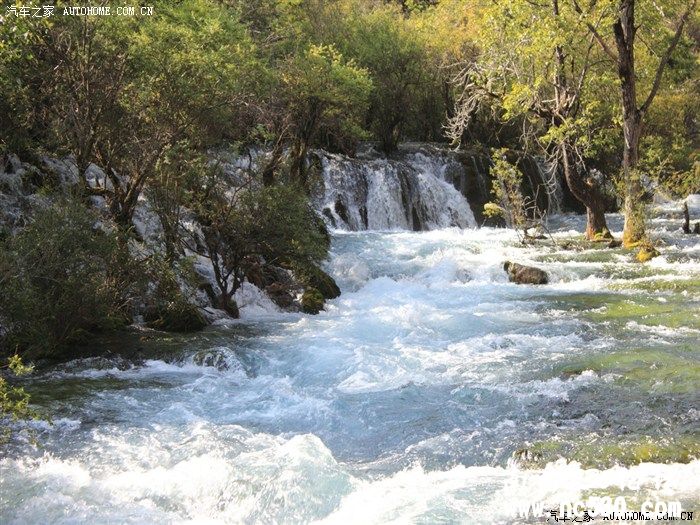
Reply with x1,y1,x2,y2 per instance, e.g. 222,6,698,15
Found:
1,205,699,523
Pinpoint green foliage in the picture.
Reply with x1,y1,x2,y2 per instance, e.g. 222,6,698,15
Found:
189,174,329,316
142,256,207,333
334,4,434,151
0,199,139,359
124,0,263,148
0,355,39,443
643,87,699,197
0,0,264,225
281,43,372,173
486,149,527,231
238,185,329,267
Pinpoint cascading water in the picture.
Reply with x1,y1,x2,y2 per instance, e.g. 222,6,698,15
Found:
314,146,477,231
534,157,565,215
314,144,566,231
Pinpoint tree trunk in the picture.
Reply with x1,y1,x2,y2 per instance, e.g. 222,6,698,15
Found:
614,0,646,246
560,145,612,240
621,112,645,246
586,200,610,240
290,139,308,188
218,293,240,319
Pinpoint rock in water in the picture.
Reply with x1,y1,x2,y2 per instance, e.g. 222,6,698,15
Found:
511,448,543,468
301,287,325,314
265,282,296,309
503,261,549,285
637,244,660,263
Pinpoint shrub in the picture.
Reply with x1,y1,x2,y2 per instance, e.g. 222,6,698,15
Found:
188,179,330,317
0,199,139,359
142,256,207,333
485,149,527,232
0,355,39,443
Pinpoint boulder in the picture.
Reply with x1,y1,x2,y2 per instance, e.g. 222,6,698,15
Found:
503,261,549,285
301,287,325,314
286,261,341,300
40,156,80,188
511,448,543,468
265,282,296,309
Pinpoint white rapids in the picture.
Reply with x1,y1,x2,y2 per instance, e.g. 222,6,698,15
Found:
1,205,699,524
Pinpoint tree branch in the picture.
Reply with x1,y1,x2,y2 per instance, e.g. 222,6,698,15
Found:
571,0,619,61
640,0,697,114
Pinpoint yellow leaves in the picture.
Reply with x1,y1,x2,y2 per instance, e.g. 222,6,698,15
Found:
7,354,33,376
483,202,505,218
406,0,474,61
502,82,534,119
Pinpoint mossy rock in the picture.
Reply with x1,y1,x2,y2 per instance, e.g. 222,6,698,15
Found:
527,435,700,469
289,262,341,299
511,448,545,468
587,297,700,330
144,302,208,333
637,245,660,263
591,229,614,242
301,287,325,314
584,349,698,393
609,277,700,294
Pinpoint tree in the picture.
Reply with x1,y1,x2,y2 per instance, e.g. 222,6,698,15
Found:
486,149,529,237
184,166,328,317
280,44,372,186
0,199,139,358
335,3,433,152
573,0,698,246
406,0,478,141
449,0,615,239
93,0,262,227
1,0,263,228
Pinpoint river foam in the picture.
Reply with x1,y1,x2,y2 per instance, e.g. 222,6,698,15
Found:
3,425,699,524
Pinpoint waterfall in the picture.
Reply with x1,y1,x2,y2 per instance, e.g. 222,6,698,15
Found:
534,157,564,215
314,146,477,231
